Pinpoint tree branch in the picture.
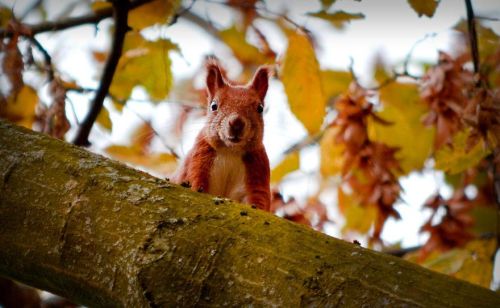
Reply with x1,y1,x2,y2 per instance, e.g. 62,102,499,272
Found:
72,1,129,146
0,0,153,38
1,120,500,307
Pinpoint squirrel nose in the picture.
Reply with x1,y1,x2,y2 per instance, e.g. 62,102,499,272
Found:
229,117,245,137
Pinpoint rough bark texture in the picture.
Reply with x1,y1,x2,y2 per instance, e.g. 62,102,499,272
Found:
0,120,499,307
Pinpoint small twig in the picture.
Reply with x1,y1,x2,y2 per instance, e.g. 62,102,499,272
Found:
170,0,198,26
180,10,220,39
28,37,54,81
284,130,326,155
20,0,43,20
203,0,303,29
465,0,480,75
127,109,179,158
73,1,130,146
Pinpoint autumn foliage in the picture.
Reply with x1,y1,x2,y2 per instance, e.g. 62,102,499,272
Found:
0,0,499,293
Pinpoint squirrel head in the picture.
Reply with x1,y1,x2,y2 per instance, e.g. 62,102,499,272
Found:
204,59,270,151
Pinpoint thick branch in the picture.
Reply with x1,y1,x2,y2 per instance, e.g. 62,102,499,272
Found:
72,1,129,146
1,120,500,307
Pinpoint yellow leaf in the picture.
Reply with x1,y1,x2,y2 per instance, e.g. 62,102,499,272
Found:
407,0,439,18
271,152,300,184
105,145,177,175
435,129,490,174
96,107,112,131
320,127,344,177
454,238,496,288
128,0,181,30
0,6,13,28
90,1,112,12
411,239,496,288
320,70,351,102
220,25,269,65
367,82,434,174
307,10,364,29
338,188,376,234
110,31,179,101
454,19,499,63
0,85,38,129
281,31,325,135
320,0,337,10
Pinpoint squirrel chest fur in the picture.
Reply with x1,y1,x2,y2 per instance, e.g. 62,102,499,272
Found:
173,60,271,211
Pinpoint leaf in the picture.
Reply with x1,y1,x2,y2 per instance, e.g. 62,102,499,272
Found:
128,0,181,30
435,128,490,174
307,10,365,29
454,238,496,288
131,122,154,154
110,32,179,101
410,239,496,288
407,0,439,18
454,19,500,64
471,206,497,236
219,25,269,65
105,145,177,175
320,0,337,10
367,83,434,174
0,6,12,28
271,152,300,184
0,85,38,129
338,188,377,234
90,1,112,12
281,31,325,135
320,127,344,176
320,70,352,102
96,107,112,131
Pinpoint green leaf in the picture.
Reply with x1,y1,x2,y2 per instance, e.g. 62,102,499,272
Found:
307,10,365,29
271,152,300,184
128,0,181,30
96,106,112,131
281,31,325,135
407,0,440,18
435,129,490,174
367,83,434,174
110,32,179,101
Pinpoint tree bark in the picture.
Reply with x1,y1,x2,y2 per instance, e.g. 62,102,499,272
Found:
0,120,499,307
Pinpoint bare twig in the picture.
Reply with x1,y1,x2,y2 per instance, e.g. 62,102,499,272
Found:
203,0,303,29
28,37,54,81
72,1,130,146
465,0,480,75
180,10,220,39
0,0,153,37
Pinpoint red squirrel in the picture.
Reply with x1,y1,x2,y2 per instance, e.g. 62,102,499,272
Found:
173,59,271,211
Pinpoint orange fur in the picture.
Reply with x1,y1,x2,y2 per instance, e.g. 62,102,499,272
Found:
173,60,271,211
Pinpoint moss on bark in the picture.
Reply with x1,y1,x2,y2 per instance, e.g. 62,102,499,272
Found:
0,120,499,307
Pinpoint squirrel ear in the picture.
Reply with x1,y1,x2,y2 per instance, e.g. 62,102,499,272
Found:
251,66,269,101
206,63,225,98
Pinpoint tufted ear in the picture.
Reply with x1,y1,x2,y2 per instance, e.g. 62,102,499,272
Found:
206,61,225,98
251,66,269,102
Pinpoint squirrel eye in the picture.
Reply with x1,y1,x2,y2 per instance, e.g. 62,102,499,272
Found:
210,100,218,111
257,103,264,114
